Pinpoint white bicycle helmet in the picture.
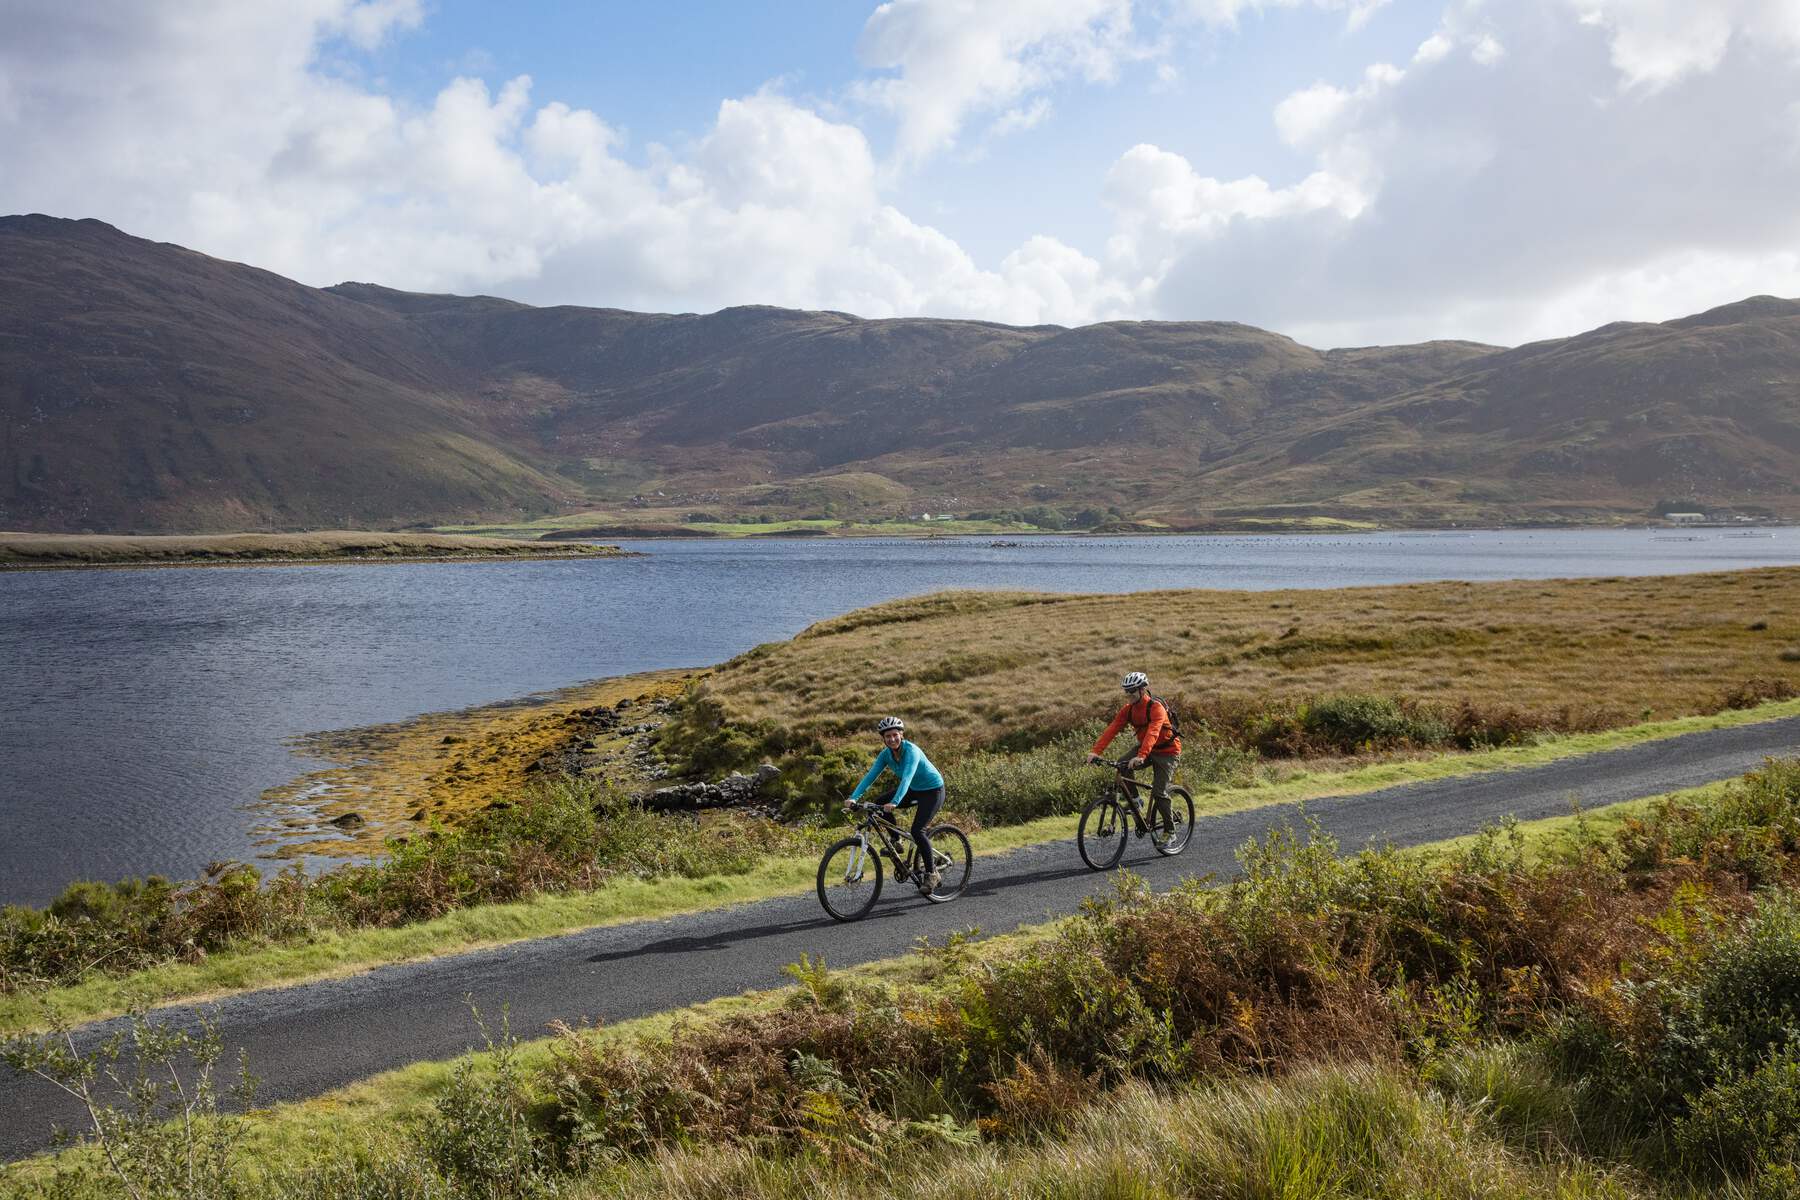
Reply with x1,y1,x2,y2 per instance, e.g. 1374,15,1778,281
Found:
875,715,906,733
1121,671,1149,691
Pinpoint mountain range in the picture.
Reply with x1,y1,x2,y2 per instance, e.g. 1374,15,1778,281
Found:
4,214,1797,532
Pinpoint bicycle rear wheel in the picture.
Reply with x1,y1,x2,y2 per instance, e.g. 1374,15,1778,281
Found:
923,825,972,902
817,836,882,921
1077,793,1128,870
1151,786,1195,856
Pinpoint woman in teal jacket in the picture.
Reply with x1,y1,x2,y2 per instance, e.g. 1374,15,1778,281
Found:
845,715,946,889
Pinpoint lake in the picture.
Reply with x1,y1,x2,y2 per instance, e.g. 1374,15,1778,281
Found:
2,528,1797,906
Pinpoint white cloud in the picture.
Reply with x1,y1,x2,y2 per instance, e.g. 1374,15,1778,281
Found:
1274,62,1402,149
1174,0,1391,32
1570,0,1800,90
990,96,1054,137
1102,142,1368,283
1413,32,1454,64
329,0,423,51
852,0,1139,166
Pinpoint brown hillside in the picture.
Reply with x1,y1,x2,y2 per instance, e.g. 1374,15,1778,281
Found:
0,217,572,531
5,215,1798,531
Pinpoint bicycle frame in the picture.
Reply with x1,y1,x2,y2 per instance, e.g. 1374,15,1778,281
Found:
1106,762,1159,832
842,804,923,880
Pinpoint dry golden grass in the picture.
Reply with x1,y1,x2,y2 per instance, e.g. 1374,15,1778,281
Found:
703,567,1800,751
0,529,626,567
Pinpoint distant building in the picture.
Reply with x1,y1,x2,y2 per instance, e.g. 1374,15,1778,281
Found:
1665,512,1706,524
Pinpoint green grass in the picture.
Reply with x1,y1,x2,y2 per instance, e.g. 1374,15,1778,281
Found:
8,697,1796,1036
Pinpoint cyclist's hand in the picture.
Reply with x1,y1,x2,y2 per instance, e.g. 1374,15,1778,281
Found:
883,802,899,812
1087,753,1104,766
1127,755,1145,770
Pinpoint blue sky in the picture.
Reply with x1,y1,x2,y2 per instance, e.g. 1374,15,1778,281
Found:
5,0,1800,346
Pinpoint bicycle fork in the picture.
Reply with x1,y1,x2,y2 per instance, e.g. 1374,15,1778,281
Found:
841,835,871,883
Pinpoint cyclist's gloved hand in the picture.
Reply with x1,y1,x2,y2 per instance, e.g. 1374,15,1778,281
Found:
1087,753,1103,765
1127,755,1145,769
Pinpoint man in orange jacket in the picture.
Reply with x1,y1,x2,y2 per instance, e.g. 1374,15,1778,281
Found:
1087,671,1181,834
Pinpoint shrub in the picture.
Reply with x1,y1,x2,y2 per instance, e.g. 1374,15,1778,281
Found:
1,1007,257,1199
1715,677,1800,711
1675,1048,1800,1179
415,1012,555,1200
945,730,1096,826
1302,695,1450,751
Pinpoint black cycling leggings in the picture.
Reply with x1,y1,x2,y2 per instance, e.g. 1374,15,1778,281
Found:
885,785,945,871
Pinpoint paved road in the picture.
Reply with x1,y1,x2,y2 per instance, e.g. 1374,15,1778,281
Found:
4,716,1797,1161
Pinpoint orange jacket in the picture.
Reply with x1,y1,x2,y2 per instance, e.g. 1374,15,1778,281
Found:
1093,696,1181,759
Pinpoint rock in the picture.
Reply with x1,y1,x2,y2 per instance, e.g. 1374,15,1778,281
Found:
408,808,426,821
328,812,366,829
441,735,466,745
639,761,780,813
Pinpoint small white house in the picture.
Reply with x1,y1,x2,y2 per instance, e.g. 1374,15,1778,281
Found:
1665,512,1706,524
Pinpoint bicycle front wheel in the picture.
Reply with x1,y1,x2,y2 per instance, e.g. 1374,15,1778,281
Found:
817,836,883,921
1077,794,1128,871
923,825,972,902
1152,787,1195,856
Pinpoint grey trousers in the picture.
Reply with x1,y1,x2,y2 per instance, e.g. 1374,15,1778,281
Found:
1147,753,1179,827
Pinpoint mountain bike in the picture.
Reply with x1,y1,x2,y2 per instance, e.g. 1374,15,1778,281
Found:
1077,757,1195,870
817,800,972,921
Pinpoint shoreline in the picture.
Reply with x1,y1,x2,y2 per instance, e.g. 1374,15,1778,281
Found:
257,667,698,858
0,529,638,571
0,549,637,572
518,521,1791,543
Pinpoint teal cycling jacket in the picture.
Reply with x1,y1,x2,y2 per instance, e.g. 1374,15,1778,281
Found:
847,739,945,803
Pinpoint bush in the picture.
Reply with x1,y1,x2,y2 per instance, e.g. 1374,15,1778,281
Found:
1675,1048,1800,1178
946,731,1096,826
1715,677,1800,711
415,1012,555,1200
1,1007,257,1199
1302,695,1450,751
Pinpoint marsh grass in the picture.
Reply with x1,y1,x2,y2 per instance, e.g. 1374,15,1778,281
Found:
699,568,1800,755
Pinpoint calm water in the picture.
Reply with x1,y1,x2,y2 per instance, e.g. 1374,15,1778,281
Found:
3,528,1798,906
